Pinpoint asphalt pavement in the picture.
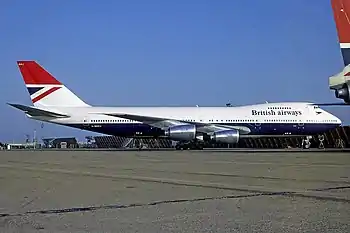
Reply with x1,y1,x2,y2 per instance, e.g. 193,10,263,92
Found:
0,150,349,232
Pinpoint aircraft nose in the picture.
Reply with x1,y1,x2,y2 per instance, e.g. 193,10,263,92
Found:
337,117,342,125
333,115,342,125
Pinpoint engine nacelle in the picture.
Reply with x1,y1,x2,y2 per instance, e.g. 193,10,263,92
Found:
164,124,196,141
210,129,239,144
335,84,350,104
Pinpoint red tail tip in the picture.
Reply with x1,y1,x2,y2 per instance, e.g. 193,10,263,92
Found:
331,0,350,43
17,61,62,85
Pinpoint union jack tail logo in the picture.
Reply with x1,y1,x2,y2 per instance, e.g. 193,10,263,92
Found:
17,61,89,107
26,86,62,104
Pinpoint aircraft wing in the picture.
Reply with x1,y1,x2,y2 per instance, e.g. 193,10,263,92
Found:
7,103,70,118
100,112,251,134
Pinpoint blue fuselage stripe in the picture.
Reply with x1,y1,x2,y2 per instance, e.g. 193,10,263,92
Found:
66,122,339,137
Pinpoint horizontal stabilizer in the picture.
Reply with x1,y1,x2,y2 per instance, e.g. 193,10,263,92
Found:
7,103,70,118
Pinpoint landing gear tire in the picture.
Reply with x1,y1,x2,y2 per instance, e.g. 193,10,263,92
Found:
175,141,204,150
302,136,312,149
193,144,204,150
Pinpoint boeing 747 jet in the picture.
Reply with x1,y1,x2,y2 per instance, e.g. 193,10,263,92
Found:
8,61,341,149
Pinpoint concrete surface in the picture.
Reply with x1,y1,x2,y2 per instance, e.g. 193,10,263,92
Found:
0,150,349,232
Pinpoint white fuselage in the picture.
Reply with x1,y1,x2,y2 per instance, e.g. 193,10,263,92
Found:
28,102,341,138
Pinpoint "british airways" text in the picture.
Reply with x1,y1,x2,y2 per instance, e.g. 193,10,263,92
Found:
251,109,302,116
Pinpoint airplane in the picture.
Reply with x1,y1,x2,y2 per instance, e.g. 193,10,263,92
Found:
8,61,341,150
328,0,350,104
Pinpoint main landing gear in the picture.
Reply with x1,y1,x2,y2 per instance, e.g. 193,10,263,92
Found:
175,140,204,150
301,136,312,149
301,135,326,149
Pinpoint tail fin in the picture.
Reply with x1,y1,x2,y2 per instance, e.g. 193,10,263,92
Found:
331,0,350,66
17,61,90,107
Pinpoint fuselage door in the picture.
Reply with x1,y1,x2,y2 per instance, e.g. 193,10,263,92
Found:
82,115,90,128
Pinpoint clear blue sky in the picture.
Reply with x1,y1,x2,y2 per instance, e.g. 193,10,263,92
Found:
0,0,348,142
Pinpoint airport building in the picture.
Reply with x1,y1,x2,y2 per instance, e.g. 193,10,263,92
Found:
42,137,79,149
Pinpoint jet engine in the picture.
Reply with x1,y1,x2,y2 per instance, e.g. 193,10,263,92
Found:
335,84,350,104
164,124,196,141
210,129,239,144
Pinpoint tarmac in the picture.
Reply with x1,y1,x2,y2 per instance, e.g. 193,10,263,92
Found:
0,150,349,232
